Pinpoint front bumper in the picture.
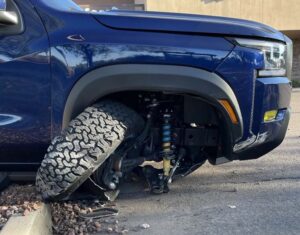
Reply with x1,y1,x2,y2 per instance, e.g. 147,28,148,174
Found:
233,108,290,160
233,77,292,160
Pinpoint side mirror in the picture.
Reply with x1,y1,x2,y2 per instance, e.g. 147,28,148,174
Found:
0,0,18,25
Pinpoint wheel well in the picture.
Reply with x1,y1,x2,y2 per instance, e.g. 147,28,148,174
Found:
61,64,243,161
103,90,232,162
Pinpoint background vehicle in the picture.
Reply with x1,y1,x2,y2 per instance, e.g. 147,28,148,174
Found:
0,0,292,200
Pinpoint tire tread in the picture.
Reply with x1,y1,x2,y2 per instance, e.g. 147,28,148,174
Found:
36,100,143,200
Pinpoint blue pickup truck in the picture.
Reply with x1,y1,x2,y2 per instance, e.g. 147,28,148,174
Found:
0,0,292,200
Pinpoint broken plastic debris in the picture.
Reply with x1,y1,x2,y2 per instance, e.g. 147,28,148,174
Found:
228,205,237,209
79,207,118,219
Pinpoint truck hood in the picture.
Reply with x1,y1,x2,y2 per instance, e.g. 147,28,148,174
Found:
93,11,285,42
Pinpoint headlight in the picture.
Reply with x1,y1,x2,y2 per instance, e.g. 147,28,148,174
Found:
234,38,287,77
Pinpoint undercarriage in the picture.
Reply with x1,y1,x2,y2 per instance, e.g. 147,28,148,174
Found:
90,92,221,197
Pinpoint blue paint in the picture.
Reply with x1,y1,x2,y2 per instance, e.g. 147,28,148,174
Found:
93,11,285,41
0,0,292,165
0,0,51,164
0,0,6,10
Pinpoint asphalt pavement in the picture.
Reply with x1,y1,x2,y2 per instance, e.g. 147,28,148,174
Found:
114,90,300,235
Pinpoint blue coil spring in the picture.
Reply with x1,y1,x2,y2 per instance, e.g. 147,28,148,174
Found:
162,114,172,155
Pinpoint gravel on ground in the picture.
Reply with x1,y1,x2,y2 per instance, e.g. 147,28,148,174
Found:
50,200,126,235
0,184,42,229
0,184,127,235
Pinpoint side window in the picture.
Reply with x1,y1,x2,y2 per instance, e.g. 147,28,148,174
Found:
0,0,23,35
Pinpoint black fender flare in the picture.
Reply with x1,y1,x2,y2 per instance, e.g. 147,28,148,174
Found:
63,64,243,153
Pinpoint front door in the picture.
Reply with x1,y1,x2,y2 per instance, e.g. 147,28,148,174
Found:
0,0,51,167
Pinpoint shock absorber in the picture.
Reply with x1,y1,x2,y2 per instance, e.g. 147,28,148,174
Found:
161,110,175,184
146,104,178,195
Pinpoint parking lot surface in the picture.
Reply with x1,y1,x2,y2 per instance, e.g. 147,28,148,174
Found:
115,90,300,235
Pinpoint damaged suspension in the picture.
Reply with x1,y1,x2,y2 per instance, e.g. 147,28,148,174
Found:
161,111,175,192
149,107,187,194
149,109,176,194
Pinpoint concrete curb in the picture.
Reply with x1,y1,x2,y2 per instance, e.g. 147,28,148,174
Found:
0,203,52,235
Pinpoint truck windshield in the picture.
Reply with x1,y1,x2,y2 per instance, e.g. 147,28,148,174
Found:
40,0,83,12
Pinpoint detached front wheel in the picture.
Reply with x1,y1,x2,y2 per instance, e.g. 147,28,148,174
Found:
36,100,144,201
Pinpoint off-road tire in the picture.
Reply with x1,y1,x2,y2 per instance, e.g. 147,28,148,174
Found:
36,100,144,201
